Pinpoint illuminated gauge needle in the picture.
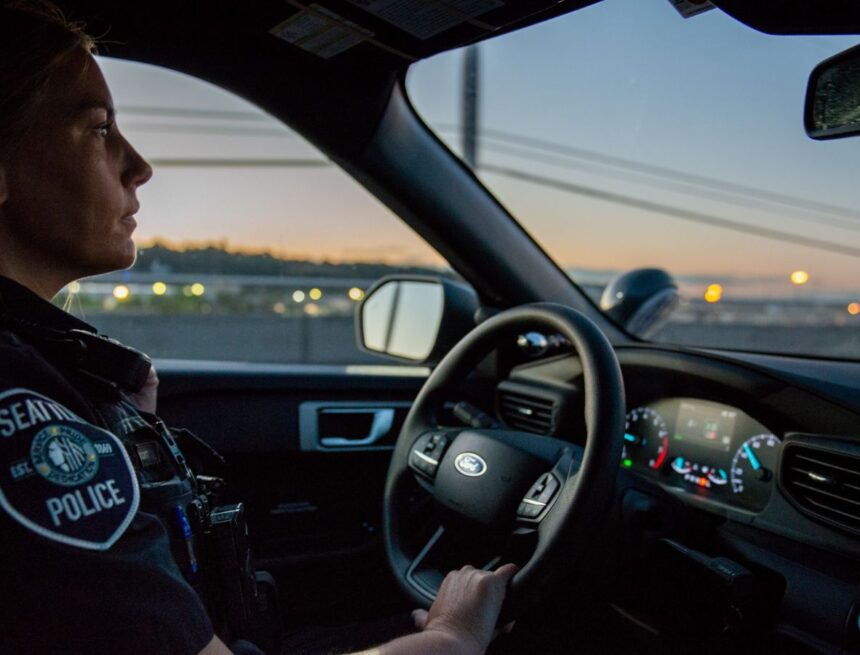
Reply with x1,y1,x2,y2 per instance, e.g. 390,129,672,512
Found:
744,443,771,481
671,457,691,475
707,468,728,485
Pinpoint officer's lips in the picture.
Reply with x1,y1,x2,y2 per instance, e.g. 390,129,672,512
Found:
120,206,139,230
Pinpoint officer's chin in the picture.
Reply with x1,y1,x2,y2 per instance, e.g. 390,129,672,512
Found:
78,242,138,279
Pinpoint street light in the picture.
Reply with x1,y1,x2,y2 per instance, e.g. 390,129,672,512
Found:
790,270,809,285
704,284,722,303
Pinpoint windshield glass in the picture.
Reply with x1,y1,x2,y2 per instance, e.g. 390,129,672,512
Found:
407,0,860,359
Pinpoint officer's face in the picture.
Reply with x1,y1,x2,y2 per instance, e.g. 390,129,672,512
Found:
0,49,152,284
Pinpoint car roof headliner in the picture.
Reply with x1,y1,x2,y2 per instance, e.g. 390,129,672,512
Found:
62,0,860,158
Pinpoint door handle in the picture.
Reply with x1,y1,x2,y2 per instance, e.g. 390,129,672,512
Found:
319,408,395,447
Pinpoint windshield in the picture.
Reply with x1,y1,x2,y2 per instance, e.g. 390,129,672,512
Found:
407,0,860,359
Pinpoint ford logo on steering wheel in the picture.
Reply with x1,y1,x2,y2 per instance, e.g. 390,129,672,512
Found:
454,452,488,477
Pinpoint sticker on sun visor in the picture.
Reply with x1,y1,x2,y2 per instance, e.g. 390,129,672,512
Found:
0,389,140,551
667,0,715,19
347,0,503,40
270,4,375,59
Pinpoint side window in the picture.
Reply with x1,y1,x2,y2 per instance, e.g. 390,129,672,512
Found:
62,58,452,365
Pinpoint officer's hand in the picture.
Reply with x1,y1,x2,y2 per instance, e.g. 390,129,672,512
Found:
411,563,517,654
131,364,159,414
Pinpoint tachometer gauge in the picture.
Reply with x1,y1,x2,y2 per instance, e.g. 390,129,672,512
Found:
730,433,780,510
623,407,670,471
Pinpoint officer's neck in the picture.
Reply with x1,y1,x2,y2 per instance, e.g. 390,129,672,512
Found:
0,248,76,302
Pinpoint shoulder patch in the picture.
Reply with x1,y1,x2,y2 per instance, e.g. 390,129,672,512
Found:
0,388,140,550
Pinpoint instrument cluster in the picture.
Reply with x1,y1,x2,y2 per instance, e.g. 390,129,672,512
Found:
622,398,779,512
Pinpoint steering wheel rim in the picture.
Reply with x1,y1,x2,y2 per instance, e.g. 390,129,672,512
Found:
383,302,625,618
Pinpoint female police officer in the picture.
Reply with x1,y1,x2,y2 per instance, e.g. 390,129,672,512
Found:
0,2,516,654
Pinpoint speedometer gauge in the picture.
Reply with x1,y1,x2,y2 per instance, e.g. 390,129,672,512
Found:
623,407,670,472
730,433,780,510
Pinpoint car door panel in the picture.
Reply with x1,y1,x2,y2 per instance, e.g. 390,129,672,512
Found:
154,362,426,620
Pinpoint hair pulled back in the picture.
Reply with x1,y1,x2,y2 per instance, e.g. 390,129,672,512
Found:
0,1,95,158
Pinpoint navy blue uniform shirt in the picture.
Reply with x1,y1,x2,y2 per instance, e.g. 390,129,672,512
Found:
0,275,214,654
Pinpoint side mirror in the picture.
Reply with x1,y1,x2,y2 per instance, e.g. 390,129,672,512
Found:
600,268,678,339
805,43,860,140
358,276,478,364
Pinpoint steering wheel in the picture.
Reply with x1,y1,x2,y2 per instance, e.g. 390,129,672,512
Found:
383,303,625,619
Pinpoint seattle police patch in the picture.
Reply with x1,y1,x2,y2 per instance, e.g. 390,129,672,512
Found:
0,388,140,550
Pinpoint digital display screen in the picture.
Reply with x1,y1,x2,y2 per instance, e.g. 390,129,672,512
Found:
673,401,736,452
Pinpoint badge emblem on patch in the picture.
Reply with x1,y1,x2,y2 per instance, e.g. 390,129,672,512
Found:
31,426,99,486
0,388,140,550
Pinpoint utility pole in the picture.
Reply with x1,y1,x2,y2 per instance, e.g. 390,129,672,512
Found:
461,45,480,168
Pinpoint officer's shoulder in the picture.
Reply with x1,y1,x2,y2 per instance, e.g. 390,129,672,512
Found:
0,387,141,550
0,327,62,382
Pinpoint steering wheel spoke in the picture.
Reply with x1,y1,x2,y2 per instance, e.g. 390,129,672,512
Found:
405,523,514,602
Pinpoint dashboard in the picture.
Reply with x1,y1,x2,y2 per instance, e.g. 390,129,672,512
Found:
503,344,860,543
497,343,860,652
623,398,778,513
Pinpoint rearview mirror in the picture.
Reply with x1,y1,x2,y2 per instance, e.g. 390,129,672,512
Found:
358,276,478,364
805,43,860,140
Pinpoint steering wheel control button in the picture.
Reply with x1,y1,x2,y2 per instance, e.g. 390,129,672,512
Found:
526,473,559,504
517,500,544,519
454,452,488,477
517,473,559,520
410,433,451,479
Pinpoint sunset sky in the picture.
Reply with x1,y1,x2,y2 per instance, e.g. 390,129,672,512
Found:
100,0,860,296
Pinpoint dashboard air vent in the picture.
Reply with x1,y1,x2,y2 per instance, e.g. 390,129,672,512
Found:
781,442,860,536
498,387,555,434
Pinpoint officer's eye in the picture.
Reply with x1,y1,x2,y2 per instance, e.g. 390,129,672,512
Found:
94,121,114,138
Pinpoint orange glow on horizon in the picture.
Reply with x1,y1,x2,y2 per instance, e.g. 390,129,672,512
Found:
135,238,447,268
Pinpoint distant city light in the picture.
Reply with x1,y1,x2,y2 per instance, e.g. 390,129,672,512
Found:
68,281,81,294
182,285,193,297
292,290,306,303
304,303,320,316
790,270,809,285
849,303,860,316
348,287,365,301
190,283,205,296
704,284,722,303
112,285,130,301
152,281,167,296
273,301,286,314
309,288,323,301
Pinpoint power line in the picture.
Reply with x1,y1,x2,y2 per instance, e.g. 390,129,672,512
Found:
480,163,860,260
118,109,860,226
434,123,860,224
118,105,270,122
479,127,860,224
124,122,294,138
147,158,331,168
479,140,860,234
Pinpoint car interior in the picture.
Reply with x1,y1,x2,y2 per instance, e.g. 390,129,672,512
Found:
55,1,860,653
